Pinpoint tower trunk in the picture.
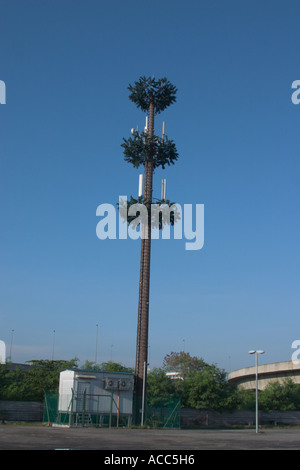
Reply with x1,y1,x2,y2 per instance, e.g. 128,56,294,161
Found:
135,100,154,417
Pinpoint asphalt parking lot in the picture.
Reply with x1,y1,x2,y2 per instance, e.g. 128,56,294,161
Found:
0,425,300,450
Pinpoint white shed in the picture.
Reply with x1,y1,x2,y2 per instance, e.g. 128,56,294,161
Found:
0,341,6,364
58,368,134,427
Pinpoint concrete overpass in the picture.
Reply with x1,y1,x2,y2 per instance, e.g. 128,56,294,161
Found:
228,361,300,390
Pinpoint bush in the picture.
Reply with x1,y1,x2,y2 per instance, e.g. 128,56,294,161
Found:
0,358,79,402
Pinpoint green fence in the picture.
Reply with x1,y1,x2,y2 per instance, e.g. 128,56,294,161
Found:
146,398,181,428
43,392,131,427
43,393,59,424
44,393,181,428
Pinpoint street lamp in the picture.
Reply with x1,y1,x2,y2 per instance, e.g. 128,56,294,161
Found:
10,329,14,362
249,350,265,433
95,324,99,364
52,330,56,361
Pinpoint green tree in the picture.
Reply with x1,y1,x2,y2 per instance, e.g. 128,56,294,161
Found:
80,360,102,371
146,368,177,407
181,364,237,411
81,360,134,372
0,358,79,402
259,379,300,412
0,364,28,401
24,358,79,401
99,361,134,373
162,351,207,379
236,388,256,411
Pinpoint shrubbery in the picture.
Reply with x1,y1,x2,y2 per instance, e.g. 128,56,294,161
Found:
148,352,300,412
1,352,300,412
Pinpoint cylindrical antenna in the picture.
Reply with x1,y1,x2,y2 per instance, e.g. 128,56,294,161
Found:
162,121,165,140
139,174,143,197
145,116,148,132
131,125,139,136
161,179,166,200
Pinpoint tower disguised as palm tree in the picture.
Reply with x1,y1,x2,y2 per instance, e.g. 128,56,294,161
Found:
120,76,178,418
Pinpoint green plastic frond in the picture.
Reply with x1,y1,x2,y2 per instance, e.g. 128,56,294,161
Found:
117,196,181,230
121,132,178,169
128,76,177,114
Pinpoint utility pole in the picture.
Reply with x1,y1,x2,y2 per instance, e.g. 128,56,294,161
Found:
120,76,178,422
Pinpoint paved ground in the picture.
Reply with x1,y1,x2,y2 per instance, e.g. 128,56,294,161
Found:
0,425,300,450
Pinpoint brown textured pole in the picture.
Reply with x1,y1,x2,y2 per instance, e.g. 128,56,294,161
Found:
135,99,154,411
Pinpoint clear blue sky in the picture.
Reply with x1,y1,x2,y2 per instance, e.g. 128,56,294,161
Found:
0,0,299,372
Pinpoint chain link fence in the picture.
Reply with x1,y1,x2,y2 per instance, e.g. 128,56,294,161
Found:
44,393,180,428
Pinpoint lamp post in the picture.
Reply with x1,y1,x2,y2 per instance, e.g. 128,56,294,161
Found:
52,330,56,361
9,329,14,362
249,350,265,433
95,324,99,364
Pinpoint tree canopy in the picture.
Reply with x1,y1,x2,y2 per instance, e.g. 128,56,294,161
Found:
81,360,134,373
0,358,133,403
0,358,79,402
119,76,179,231
162,351,208,379
121,133,178,170
259,378,300,412
146,368,178,407
128,76,177,114
181,365,237,411
2,353,300,413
